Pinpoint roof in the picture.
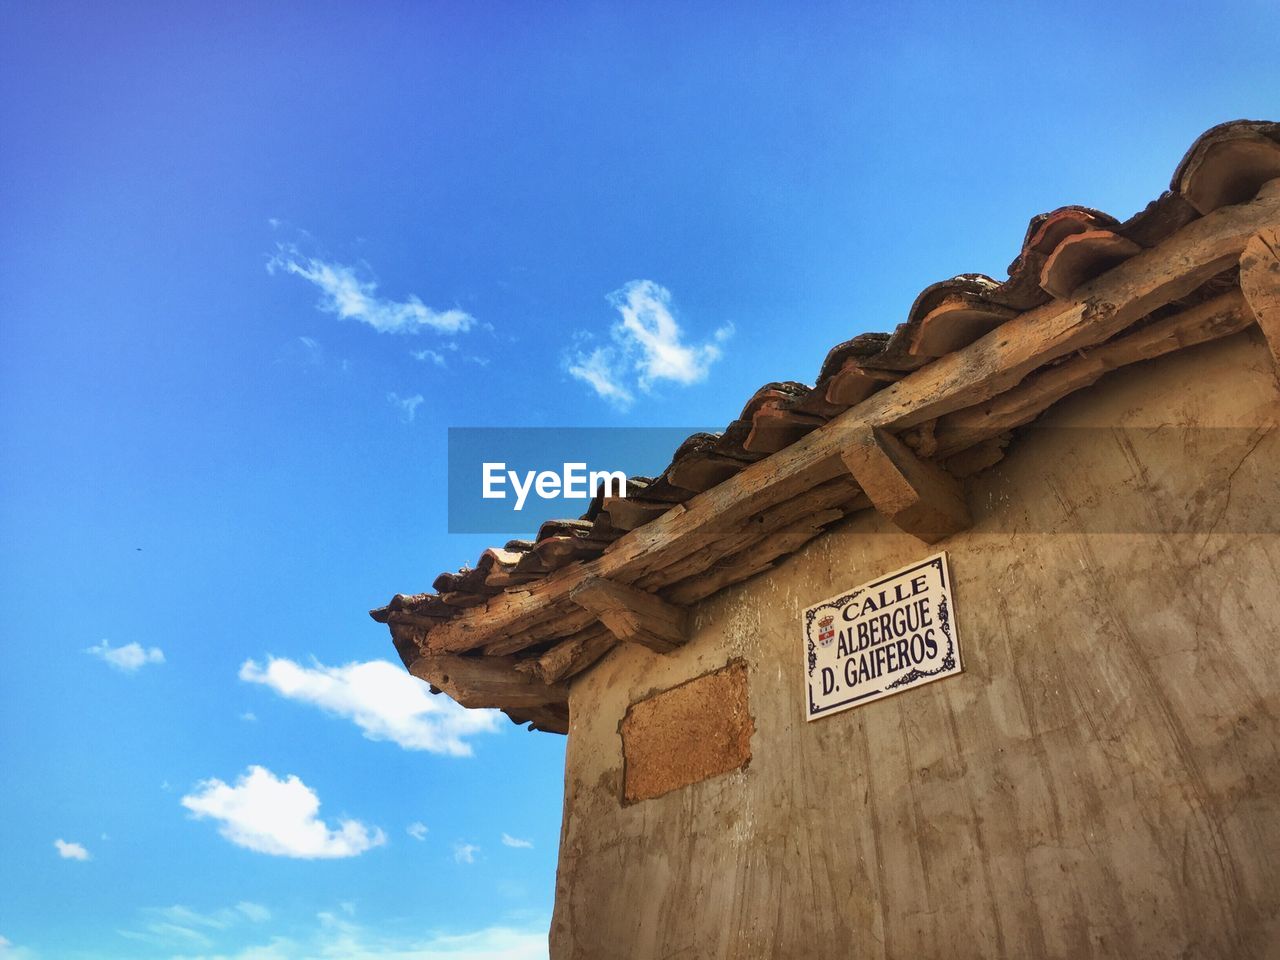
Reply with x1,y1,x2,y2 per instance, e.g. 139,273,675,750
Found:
371,119,1280,734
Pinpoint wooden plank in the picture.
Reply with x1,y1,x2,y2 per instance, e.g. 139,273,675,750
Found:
407,654,568,710
503,703,570,735
1240,227,1280,368
841,426,971,543
570,577,689,653
932,289,1254,457
631,478,862,592
663,512,844,605
477,604,598,656
518,625,617,684
420,194,1280,655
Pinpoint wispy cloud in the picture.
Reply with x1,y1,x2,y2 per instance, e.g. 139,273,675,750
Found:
0,934,37,959
278,335,326,369
181,766,385,859
566,280,731,410
453,842,479,864
566,347,633,408
239,657,502,757
500,833,533,849
164,911,549,960
237,903,272,924
267,245,474,335
410,341,490,369
54,838,90,861
120,902,272,949
386,392,424,423
407,822,429,841
86,639,164,672
411,348,447,366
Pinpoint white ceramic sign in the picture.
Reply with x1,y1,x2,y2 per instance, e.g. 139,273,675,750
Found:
803,552,962,720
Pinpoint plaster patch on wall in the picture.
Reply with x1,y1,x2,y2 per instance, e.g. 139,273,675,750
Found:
620,660,753,804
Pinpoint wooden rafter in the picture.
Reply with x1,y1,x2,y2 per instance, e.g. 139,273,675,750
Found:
932,289,1254,457
841,426,970,543
569,577,689,653
408,654,568,710
1240,226,1280,368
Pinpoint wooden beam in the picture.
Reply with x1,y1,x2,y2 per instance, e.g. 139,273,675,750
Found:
569,577,689,653
502,703,570,735
418,192,1280,655
932,289,1255,457
841,426,970,543
631,478,861,592
663,511,846,604
1240,226,1280,369
516,625,616,684
408,654,568,711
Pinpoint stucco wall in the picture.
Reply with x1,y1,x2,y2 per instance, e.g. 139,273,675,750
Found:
549,328,1280,960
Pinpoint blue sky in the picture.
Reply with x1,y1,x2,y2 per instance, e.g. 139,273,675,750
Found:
1,2,1277,957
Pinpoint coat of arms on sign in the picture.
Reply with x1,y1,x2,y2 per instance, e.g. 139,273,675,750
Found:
817,615,835,646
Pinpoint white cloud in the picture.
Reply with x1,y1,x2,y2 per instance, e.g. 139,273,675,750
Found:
453,842,479,864
240,712,258,723
406,822,429,841
268,247,474,335
54,838,90,861
181,766,386,859
566,280,731,410
386,393,424,423
239,657,501,757
613,280,730,387
411,348,446,366
86,639,164,672
500,833,533,849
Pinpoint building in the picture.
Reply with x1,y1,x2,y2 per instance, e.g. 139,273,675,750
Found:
372,119,1280,959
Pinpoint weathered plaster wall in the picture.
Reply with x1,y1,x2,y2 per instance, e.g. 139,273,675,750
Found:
550,328,1280,960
